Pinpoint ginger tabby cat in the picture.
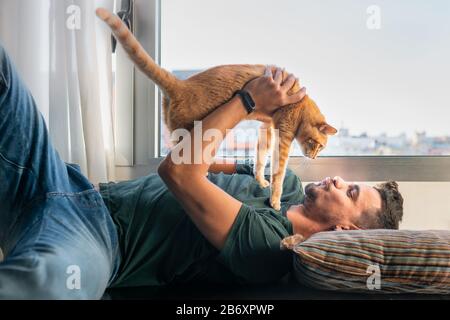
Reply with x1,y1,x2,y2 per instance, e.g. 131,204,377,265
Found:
97,8,337,211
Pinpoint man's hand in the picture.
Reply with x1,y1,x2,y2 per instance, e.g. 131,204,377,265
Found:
243,66,307,116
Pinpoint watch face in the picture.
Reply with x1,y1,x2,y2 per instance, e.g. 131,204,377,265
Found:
235,90,255,114
247,94,256,108
243,92,255,113
243,91,255,110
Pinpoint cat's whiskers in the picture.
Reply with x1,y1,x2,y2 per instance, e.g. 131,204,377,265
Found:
288,155,313,175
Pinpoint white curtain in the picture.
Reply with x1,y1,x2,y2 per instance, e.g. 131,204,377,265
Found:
0,0,116,184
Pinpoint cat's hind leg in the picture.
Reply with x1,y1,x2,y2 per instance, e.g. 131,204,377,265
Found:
270,130,294,211
254,122,274,188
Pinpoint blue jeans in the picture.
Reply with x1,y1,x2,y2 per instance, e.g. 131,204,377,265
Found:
0,43,120,299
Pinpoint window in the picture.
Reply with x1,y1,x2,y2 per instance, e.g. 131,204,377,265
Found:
160,0,450,157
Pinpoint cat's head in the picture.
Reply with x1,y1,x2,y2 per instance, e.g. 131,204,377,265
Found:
295,97,337,159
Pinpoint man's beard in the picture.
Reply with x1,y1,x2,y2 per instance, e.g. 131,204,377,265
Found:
303,182,331,224
304,183,318,203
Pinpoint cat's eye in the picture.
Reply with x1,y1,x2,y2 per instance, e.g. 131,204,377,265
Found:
308,139,325,151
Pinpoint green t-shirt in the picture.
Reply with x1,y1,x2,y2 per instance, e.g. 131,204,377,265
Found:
99,161,304,288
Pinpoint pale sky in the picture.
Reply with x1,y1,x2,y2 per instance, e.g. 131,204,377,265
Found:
161,0,450,137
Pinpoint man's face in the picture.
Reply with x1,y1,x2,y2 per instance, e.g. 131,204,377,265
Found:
303,176,382,229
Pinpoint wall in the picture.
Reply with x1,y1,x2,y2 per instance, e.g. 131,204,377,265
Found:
388,182,450,230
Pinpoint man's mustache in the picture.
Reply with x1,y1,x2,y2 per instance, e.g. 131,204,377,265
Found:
304,183,318,202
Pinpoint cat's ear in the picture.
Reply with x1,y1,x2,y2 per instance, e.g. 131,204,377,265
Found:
319,123,338,135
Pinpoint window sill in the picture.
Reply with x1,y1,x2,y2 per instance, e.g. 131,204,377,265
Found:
114,156,450,182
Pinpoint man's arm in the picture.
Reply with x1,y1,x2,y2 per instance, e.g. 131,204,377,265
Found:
158,67,306,249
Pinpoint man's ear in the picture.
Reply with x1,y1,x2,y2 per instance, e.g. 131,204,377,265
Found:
320,123,338,136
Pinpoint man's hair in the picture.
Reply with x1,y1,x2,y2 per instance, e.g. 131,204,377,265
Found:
362,181,404,230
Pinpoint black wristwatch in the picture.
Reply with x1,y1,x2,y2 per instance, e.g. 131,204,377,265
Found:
233,90,256,114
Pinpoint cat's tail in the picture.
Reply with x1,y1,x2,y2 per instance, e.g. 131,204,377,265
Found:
96,8,182,96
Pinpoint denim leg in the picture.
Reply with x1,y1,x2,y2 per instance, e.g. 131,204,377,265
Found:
0,43,120,298
0,43,74,245
0,192,120,300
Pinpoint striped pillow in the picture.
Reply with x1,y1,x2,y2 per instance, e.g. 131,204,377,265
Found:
282,230,450,294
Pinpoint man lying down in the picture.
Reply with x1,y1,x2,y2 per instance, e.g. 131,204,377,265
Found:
0,43,403,299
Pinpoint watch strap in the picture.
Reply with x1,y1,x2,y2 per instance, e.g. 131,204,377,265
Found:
234,90,256,114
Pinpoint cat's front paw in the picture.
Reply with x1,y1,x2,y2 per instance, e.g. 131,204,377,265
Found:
270,198,281,211
256,177,270,188
280,234,305,250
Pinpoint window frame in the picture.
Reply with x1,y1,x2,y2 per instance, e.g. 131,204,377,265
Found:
114,0,161,169
115,0,450,182
112,0,135,167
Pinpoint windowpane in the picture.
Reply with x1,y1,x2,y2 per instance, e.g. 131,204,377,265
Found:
160,0,450,156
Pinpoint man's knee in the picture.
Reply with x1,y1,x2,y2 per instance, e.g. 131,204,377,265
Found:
0,251,110,300
36,251,111,299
